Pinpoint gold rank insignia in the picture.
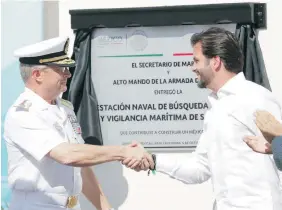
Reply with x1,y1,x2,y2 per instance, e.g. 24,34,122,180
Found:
54,58,75,65
66,196,78,208
64,38,69,54
60,98,74,110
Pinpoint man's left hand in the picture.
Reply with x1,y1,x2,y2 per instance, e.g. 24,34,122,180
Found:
244,135,272,154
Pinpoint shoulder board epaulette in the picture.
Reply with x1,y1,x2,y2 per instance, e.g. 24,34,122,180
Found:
60,98,74,110
14,100,32,112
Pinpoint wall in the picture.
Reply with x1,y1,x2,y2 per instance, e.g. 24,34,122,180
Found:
1,1,45,209
56,0,281,210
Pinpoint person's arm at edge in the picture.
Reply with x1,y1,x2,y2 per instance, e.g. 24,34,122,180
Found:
81,167,112,210
272,136,282,171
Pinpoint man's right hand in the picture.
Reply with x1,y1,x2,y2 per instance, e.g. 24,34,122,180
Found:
122,142,154,171
121,142,148,169
255,110,282,143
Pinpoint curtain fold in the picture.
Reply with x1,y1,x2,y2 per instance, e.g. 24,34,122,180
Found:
63,29,103,145
235,24,271,90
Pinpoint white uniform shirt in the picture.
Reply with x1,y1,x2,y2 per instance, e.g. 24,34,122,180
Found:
157,73,282,210
4,88,84,209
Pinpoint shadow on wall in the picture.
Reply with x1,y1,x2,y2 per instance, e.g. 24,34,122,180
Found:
1,176,10,210
80,161,129,210
1,62,24,112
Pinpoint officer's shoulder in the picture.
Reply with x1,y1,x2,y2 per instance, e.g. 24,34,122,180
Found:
59,98,74,110
6,99,37,126
13,99,33,112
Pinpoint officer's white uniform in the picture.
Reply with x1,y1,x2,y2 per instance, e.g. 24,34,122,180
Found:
4,37,83,210
156,73,282,210
4,88,84,210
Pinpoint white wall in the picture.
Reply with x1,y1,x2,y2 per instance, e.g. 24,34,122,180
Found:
57,1,282,210
256,0,282,104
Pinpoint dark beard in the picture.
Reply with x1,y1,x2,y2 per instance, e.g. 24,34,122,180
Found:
197,79,207,88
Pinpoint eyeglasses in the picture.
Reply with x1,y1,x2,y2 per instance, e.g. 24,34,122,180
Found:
51,66,70,73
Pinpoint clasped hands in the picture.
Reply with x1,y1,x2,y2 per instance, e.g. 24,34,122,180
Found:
121,142,155,171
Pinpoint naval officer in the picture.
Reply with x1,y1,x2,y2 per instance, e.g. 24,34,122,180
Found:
3,37,151,210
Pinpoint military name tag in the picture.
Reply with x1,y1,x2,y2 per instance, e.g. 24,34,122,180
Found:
67,114,82,135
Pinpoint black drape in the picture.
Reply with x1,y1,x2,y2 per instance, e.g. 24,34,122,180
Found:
235,24,271,91
63,29,103,145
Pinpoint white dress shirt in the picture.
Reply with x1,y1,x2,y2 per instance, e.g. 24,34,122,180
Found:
156,73,282,210
4,88,84,210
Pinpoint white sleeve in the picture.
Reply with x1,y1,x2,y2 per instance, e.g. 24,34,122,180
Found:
156,132,211,184
5,111,67,162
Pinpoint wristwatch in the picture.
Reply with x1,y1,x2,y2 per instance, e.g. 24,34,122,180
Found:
147,153,156,176
151,153,156,170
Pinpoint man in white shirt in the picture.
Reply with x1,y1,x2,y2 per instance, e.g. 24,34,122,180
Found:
4,37,152,210
125,27,282,210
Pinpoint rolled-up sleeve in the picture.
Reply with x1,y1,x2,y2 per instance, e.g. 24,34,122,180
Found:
156,151,210,184
272,136,282,171
5,111,66,162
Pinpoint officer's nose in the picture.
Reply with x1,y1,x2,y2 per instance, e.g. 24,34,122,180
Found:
63,68,72,78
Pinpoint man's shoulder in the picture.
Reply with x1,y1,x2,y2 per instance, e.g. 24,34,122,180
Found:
6,93,31,116
239,80,278,104
4,99,43,131
5,91,45,123
244,80,272,96
230,81,281,121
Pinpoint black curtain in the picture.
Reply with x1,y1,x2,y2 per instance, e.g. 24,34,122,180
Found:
235,24,271,90
63,29,103,145
64,24,270,146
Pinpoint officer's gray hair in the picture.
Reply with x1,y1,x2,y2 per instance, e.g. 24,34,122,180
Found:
19,63,47,83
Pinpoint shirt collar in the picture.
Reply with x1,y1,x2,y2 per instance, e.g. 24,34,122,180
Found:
208,72,245,102
24,87,57,110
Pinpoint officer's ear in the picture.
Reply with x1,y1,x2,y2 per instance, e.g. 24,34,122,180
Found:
31,67,46,82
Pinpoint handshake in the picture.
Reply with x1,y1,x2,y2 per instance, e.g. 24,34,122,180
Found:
121,142,155,172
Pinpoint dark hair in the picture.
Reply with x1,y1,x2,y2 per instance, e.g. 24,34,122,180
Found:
191,27,244,74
